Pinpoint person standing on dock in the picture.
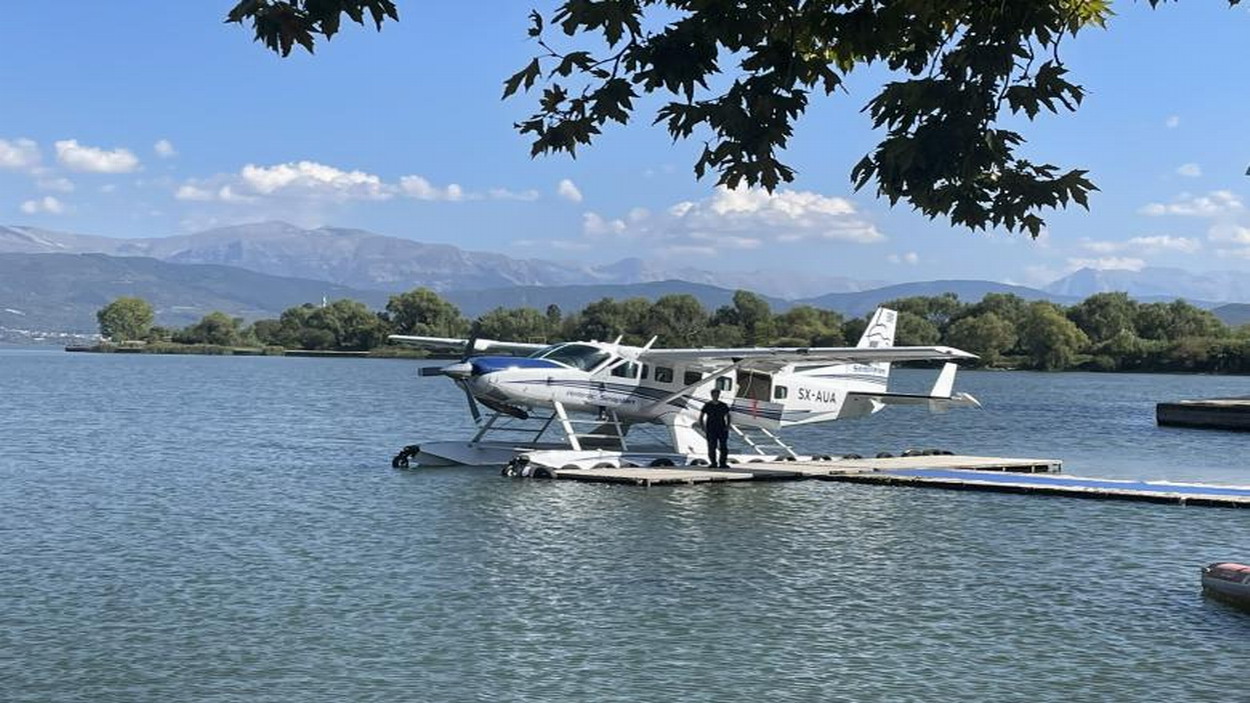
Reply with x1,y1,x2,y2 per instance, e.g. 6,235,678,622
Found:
699,389,732,468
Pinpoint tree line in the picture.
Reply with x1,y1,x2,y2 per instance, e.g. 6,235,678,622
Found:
96,288,1250,373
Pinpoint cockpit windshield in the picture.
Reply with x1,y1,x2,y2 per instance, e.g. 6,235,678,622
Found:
530,343,612,371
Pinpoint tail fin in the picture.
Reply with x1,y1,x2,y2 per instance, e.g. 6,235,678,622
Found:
855,307,897,383
857,308,897,348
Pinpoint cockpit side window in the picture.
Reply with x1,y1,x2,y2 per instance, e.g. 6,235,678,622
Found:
610,361,640,379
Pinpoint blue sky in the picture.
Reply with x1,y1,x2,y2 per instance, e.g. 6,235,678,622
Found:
2,1,1248,287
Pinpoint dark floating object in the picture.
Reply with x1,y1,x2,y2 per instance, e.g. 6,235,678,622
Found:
1201,562,1250,610
1158,397,1250,431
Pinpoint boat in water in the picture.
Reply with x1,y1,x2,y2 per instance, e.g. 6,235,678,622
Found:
1201,562,1250,609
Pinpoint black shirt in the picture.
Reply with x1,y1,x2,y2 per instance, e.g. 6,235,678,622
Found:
701,399,731,432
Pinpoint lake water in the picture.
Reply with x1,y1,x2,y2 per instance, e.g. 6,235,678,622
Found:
2,349,1248,702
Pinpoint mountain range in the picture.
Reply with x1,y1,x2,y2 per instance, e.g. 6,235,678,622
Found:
0,222,879,300
4,221,1250,337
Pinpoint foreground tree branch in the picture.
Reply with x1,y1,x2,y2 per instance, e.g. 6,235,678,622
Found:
226,0,1242,237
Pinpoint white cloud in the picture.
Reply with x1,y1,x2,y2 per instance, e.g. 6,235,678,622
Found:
19,196,67,214
154,139,177,158
1139,190,1244,218
550,239,592,251
174,161,545,211
662,244,718,257
580,185,882,251
1208,224,1250,245
399,174,465,201
1080,235,1201,255
54,139,140,173
243,161,391,200
888,251,920,265
1176,163,1201,178
175,185,215,201
1066,257,1146,272
36,176,74,193
557,178,583,203
488,187,540,201
1165,116,1180,128
0,138,40,170
582,212,627,237
1128,235,1201,253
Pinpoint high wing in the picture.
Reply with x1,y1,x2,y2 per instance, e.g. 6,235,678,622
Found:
388,335,548,356
640,345,977,372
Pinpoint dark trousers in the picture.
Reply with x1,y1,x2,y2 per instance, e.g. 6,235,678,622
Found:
707,429,728,467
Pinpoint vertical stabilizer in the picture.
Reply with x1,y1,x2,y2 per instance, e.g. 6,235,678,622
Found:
857,307,897,348
856,307,897,382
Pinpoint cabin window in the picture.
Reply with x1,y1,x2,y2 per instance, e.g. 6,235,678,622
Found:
715,376,733,392
683,370,703,386
611,361,640,379
641,364,649,380
654,366,674,384
774,386,788,400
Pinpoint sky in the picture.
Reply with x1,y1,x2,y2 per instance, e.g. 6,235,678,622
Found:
1,1,1248,287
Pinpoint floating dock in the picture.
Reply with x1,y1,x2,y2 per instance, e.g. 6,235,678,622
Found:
549,455,1250,508
1157,397,1250,431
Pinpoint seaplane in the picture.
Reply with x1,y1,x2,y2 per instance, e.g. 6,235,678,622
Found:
388,308,981,471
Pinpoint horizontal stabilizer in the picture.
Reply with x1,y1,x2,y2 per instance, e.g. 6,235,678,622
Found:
845,390,981,413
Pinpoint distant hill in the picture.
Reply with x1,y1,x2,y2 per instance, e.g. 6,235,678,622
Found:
0,221,882,300
1212,303,1250,328
796,279,1072,317
443,280,791,318
1044,266,1243,305
0,253,388,333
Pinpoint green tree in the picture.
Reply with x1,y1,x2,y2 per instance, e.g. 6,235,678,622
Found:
178,311,244,346
544,304,563,337
248,318,285,346
644,294,708,347
228,0,1209,235
728,290,774,346
1018,302,1089,370
1067,292,1137,345
894,310,941,346
472,307,549,342
841,316,868,345
1134,300,1226,341
960,292,1029,328
883,294,965,333
301,299,388,350
386,287,466,337
97,297,155,342
573,297,652,343
773,305,845,346
944,312,1016,366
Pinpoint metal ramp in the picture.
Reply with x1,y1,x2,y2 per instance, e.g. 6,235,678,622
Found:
553,402,629,451
732,424,798,458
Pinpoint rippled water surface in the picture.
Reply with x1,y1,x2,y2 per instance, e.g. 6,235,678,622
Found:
2,350,1249,702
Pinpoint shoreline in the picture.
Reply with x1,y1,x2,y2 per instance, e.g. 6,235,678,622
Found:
64,343,433,359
